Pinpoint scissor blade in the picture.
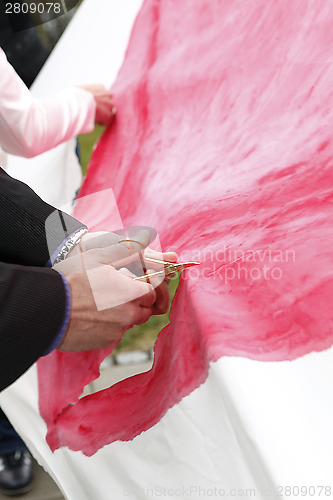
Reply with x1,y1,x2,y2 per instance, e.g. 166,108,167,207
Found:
133,261,200,281
173,261,200,271
133,270,166,281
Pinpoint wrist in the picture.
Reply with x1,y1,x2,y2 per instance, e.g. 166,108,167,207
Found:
53,228,89,266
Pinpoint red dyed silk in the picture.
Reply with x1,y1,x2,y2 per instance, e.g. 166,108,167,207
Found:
38,0,333,455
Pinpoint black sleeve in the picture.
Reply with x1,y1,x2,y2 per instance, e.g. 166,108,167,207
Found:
0,168,87,391
0,168,85,266
0,263,68,391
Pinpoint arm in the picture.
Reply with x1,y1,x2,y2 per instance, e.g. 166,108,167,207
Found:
0,168,85,266
0,254,157,392
0,169,158,391
0,48,95,158
0,167,84,389
0,263,69,391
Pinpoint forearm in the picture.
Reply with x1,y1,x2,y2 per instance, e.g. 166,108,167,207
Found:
0,168,86,266
0,48,95,158
0,263,69,391
0,170,90,391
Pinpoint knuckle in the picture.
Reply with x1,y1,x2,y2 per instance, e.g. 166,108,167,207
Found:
135,307,152,325
124,305,136,325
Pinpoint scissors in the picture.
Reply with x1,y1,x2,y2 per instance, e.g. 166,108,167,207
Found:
116,230,200,282
133,257,200,282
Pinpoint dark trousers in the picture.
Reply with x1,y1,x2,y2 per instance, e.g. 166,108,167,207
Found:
0,408,27,455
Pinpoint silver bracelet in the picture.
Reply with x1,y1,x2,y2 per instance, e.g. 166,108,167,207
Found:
53,228,89,265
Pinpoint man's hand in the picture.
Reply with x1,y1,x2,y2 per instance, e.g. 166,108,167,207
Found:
78,84,116,127
77,230,178,315
58,268,156,351
53,228,177,351
141,248,178,315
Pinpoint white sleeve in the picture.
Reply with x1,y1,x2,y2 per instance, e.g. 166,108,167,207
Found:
0,48,96,158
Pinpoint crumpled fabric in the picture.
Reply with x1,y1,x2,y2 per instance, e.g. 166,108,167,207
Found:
38,0,333,456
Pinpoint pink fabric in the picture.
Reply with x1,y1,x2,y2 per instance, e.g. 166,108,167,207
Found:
38,0,333,456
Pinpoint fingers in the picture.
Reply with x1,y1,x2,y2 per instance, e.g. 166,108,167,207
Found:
56,232,175,352
118,268,156,325
162,251,178,263
132,305,153,325
144,248,178,264
143,248,178,273
95,103,116,127
80,231,123,252
78,233,178,296
150,266,170,314
138,287,157,308
94,86,115,126
89,229,152,268
118,267,169,316
77,84,116,127
118,268,157,307
150,278,170,315
115,228,151,260
80,228,153,252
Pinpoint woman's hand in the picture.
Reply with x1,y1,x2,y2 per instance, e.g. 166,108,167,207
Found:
78,84,116,126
